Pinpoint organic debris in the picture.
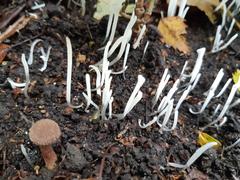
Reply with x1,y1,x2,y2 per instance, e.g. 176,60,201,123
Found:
185,0,219,23
158,16,190,54
232,69,240,91
0,43,10,63
198,131,221,149
0,14,38,43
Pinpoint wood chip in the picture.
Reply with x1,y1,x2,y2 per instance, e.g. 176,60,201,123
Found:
0,14,38,43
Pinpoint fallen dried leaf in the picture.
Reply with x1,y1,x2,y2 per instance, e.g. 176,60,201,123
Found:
186,168,209,180
76,52,86,67
115,135,137,146
0,43,10,63
158,16,190,54
198,131,221,149
232,69,240,91
186,0,219,23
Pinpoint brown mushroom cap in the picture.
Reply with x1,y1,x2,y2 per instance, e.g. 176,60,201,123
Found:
29,119,61,146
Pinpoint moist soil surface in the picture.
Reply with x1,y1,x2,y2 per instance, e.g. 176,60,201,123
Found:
0,1,240,180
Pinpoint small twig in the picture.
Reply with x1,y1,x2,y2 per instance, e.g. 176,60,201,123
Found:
98,143,117,180
0,14,38,43
0,4,25,29
2,148,6,170
19,111,33,125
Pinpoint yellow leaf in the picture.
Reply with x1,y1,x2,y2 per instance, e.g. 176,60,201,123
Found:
186,0,220,23
158,16,190,54
198,132,221,149
232,69,240,91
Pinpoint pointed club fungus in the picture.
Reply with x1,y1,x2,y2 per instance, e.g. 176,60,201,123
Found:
29,119,61,170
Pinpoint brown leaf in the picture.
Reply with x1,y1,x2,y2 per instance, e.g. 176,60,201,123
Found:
158,16,190,54
0,43,10,63
186,168,209,180
186,0,219,23
116,135,137,146
76,52,86,67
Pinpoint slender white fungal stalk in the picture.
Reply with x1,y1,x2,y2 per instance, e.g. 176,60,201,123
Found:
28,39,42,65
123,43,130,69
190,73,201,91
66,36,82,108
102,70,113,120
104,14,113,42
138,116,158,128
117,75,145,120
189,48,205,84
221,4,227,27
229,98,240,109
20,144,33,166
180,61,189,79
109,12,119,43
89,65,101,95
6,54,30,97
167,0,177,17
160,79,180,112
142,41,149,59
108,13,137,66
226,19,236,38
156,96,168,114
111,66,128,75
108,97,114,119
190,69,224,114
7,78,26,88
31,2,45,10
80,0,86,16
215,77,240,121
215,0,228,12
181,6,189,19
213,104,222,117
133,24,146,49
152,69,170,108
225,138,240,150
168,142,217,169
39,46,52,72
82,93,99,110
167,0,189,18
84,74,91,112
217,34,238,52
21,54,30,98
101,41,111,87
203,78,240,130
176,85,191,110
212,26,222,52
211,24,238,53
159,99,174,130
111,43,130,75
177,0,188,18
216,116,227,127
215,78,232,98
100,0,125,44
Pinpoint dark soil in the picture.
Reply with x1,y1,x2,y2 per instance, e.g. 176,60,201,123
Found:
0,1,240,180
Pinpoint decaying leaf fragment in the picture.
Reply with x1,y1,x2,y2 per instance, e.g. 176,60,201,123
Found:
232,69,240,91
158,16,190,54
185,0,220,23
0,43,10,63
198,131,221,149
